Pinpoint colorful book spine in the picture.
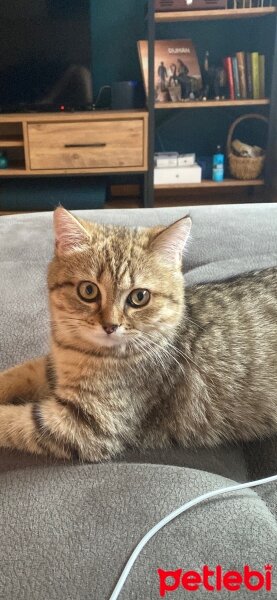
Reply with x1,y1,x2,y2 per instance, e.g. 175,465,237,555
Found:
224,57,235,100
259,54,265,98
245,52,253,99
236,51,247,99
232,57,241,100
251,52,260,99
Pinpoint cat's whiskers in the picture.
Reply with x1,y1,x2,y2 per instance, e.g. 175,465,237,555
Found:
145,329,200,371
134,337,161,370
183,313,205,331
133,337,171,375
139,334,186,381
144,342,182,386
134,337,173,383
162,336,199,370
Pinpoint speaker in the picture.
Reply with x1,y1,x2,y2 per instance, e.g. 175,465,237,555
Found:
111,81,145,110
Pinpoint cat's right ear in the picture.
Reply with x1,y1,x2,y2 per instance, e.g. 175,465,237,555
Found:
150,216,192,265
53,207,90,256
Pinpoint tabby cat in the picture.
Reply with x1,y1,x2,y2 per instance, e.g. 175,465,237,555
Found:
0,207,276,461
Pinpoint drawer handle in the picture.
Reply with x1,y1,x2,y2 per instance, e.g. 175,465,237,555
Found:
64,143,107,148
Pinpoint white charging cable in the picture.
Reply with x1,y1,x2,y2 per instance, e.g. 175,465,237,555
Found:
109,473,277,600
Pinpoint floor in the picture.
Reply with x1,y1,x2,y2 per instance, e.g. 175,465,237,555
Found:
0,183,272,215
106,183,269,208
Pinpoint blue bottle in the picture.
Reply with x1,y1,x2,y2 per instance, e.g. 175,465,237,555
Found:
212,145,224,182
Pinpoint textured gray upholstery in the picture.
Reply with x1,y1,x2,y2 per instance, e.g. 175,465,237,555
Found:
1,463,277,600
0,204,276,599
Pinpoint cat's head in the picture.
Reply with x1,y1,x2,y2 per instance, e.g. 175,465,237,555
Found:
48,207,191,355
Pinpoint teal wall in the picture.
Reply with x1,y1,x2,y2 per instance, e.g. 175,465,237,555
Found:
91,0,274,155
90,0,146,95
90,1,272,156
91,1,274,97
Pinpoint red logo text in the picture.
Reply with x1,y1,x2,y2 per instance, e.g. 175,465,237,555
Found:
158,565,273,596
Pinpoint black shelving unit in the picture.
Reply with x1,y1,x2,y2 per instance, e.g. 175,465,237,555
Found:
145,2,277,207
145,0,155,207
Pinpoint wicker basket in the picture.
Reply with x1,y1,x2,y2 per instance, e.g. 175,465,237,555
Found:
227,113,268,180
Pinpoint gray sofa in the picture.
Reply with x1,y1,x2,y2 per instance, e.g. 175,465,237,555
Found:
0,203,277,600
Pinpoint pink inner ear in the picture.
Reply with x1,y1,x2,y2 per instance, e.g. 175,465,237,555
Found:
151,217,192,262
54,207,89,255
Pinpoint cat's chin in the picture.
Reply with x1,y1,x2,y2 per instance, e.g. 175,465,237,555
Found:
91,335,125,349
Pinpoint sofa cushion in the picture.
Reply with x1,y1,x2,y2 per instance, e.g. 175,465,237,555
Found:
0,462,276,600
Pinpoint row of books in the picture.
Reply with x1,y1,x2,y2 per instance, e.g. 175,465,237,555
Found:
224,52,265,100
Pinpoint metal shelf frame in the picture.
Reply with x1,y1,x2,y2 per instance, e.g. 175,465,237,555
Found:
145,2,277,206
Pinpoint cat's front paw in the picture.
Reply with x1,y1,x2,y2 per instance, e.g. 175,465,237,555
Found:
81,438,122,463
0,370,23,405
0,372,9,404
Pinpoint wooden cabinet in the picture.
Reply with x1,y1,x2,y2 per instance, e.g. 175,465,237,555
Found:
0,111,148,176
28,117,145,171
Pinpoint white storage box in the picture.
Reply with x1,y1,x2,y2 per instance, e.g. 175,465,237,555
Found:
177,153,196,167
154,164,202,185
154,152,178,168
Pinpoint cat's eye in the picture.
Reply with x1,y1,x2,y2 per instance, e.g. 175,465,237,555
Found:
127,289,150,308
77,281,100,303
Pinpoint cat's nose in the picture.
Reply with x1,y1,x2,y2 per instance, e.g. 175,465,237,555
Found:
103,323,119,335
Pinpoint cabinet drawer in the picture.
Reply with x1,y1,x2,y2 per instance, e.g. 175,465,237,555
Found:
27,119,144,171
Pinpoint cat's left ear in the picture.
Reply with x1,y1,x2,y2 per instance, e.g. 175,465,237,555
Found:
53,206,90,256
150,216,192,264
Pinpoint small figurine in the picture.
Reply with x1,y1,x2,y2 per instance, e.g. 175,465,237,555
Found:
201,51,227,100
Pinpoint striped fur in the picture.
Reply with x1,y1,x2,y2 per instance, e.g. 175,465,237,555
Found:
0,207,276,461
